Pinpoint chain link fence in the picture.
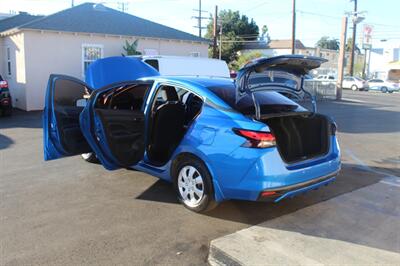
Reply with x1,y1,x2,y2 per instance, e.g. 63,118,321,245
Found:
303,80,337,100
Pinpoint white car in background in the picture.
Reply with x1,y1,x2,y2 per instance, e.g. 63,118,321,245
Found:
342,76,369,91
315,74,336,84
133,55,231,78
367,79,400,93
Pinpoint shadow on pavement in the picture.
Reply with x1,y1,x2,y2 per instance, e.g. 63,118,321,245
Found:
136,179,179,204
0,133,14,149
135,163,391,227
0,109,42,129
317,100,400,134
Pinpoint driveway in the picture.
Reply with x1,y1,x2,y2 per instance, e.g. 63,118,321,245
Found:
1,91,399,265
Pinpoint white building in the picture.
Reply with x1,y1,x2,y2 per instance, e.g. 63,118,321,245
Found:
0,3,208,111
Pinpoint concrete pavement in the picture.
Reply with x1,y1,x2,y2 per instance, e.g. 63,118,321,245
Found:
209,177,400,265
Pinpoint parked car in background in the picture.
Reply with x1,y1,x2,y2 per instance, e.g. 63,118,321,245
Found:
133,55,231,78
43,55,340,213
342,76,369,91
367,79,399,93
0,75,12,116
314,74,336,86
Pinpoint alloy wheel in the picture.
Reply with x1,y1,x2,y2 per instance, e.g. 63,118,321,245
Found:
177,165,204,208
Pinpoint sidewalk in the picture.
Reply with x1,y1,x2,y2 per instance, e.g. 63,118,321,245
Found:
208,176,400,265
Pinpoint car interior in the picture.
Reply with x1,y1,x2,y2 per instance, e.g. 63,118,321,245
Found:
53,78,92,155
146,85,203,165
93,83,203,167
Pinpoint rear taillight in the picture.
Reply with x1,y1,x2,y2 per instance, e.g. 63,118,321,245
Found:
233,128,276,148
0,80,8,88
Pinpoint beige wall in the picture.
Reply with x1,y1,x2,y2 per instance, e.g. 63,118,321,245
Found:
1,33,27,109
21,30,208,110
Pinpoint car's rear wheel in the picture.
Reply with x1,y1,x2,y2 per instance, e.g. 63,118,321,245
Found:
81,152,99,163
173,156,218,213
381,87,388,93
351,85,358,91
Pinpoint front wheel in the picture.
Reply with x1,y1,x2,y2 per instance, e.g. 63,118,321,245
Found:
351,85,358,91
381,87,388,93
81,152,99,163
173,156,218,213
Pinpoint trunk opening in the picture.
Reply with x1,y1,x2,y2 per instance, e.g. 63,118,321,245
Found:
262,113,330,164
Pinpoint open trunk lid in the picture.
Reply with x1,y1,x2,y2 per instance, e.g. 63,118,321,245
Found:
235,55,327,118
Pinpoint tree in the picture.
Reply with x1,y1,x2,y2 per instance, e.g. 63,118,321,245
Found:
346,37,361,53
230,51,263,71
122,39,142,56
205,10,259,63
316,36,339,50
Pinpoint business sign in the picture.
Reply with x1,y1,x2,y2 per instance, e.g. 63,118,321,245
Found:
362,24,373,49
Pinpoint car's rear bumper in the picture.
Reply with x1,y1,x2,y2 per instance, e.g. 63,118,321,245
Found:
257,169,339,202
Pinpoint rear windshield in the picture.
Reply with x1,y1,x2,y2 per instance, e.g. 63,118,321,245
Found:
247,70,300,91
207,85,301,115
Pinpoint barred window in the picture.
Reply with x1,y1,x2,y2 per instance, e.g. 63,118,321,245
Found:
82,44,103,76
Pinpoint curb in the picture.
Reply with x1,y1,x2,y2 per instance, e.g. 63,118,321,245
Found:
208,243,243,266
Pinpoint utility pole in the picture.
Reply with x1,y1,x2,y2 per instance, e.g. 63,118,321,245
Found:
212,5,218,59
71,0,74,7
117,2,129,13
192,0,207,38
362,48,367,79
219,23,223,60
291,0,296,54
348,0,357,76
337,16,348,101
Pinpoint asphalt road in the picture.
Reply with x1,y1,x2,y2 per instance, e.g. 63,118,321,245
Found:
0,90,399,265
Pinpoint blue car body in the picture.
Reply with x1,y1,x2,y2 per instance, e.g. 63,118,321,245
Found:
43,56,341,204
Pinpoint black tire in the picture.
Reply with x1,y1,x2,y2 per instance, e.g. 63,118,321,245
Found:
172,155,218,213
81,152,99,163
1,107,12,116
351,85,358,91
381,87,388,93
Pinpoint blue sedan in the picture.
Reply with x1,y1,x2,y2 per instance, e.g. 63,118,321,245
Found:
43,55,341,212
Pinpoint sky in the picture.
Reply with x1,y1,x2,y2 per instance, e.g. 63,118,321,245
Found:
0,0,399,48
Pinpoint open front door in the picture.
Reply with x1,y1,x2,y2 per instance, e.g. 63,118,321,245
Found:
80,82,150,170
43,75,92,160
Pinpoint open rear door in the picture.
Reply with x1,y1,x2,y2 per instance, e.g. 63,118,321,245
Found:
80,82,150,170
43,75,92,160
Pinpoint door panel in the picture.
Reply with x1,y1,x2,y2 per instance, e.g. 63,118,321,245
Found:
44,75,92,160
95,109,145,167
80,81,151,170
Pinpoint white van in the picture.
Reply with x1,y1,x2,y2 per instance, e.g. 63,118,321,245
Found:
135,55,231,78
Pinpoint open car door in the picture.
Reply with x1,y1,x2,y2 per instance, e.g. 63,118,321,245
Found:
43,74,93,160
79,81,152,170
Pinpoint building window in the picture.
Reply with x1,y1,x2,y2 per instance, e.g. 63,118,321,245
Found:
82,44,103,76
143,49,158,56
189,52,201,57
6,47,11,76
